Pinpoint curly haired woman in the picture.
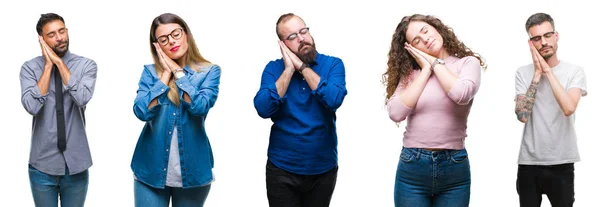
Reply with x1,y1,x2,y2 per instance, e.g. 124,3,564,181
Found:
383,14,487,207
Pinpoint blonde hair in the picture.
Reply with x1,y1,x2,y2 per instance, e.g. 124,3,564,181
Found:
150,13,211,106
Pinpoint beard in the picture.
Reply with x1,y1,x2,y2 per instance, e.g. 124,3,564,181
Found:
538,45,554,60
296,40,317,65
52,39,69,57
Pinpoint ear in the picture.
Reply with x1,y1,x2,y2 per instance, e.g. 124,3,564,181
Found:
555,31,559,42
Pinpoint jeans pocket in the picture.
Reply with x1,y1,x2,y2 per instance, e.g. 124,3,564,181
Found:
400,149,415,163
450,149,469,164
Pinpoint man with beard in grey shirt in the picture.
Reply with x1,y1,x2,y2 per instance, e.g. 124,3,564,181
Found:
20,13,97,207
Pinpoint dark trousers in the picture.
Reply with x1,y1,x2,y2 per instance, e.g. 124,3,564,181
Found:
517,163,575,207
266,160,338,207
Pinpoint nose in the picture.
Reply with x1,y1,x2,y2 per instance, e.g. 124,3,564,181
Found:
419,34,430,46
541,36,549,45
297,34,305,42
168,35,177,45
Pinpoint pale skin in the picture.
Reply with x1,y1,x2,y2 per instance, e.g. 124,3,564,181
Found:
275,40,321,98
274,16,321,98
397,43,458,109
514,41,581,122
148,37,192,109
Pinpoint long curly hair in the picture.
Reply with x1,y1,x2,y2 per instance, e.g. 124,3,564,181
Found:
383,14,487,102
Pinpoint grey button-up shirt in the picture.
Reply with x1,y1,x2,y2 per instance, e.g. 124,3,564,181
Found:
20,51,97,175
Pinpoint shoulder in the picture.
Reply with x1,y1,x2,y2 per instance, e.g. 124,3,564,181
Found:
143,64,159,76
264,58,284,70
454,56,479,66
69,53,97,65
21,56,44,70
199,63,221,74
318,53,343,63
516,63,534,75
558,61,583,72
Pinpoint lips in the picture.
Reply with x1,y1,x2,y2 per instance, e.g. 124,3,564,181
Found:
170,46,180,52
427,39,435,49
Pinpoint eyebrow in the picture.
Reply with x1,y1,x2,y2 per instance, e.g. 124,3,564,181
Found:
411,26,427,44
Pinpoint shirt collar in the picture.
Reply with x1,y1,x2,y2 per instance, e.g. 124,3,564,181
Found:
61,50,74,62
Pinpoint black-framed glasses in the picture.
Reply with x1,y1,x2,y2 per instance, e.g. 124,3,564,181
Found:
155,28,184,46
285,27,310,41
529,31,555,42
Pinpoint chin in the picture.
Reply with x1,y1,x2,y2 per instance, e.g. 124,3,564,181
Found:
169,52,184,60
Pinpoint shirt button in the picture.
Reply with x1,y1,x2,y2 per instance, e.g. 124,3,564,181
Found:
302,78,305,80
163,168,166,171
173,113,176,116
166,148,169,152
179,84,182,87
302,88,305,90
169,131,172,134
161,89,165,92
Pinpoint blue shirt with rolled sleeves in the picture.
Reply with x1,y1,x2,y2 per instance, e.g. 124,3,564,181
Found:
132,64,220,189
254,52,347,175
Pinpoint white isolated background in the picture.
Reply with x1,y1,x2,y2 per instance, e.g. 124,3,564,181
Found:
0,0,596,206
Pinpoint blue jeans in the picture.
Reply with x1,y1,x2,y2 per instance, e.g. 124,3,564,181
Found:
394,147,471,207
134,179,211,207
28,164,89,207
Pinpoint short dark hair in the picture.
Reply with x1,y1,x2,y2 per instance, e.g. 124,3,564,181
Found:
275,13,298,40
36,13,64,35
525,13,554,32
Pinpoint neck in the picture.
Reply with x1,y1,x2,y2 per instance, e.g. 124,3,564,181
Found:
57,50,67,58
545,54,560,68
176,54,187,68
437,48,450,59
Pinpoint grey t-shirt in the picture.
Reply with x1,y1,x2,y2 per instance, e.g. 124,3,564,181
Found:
515,61,587,165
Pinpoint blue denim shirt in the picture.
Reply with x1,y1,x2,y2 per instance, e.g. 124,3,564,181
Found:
132,64,220,189
253,52,347,175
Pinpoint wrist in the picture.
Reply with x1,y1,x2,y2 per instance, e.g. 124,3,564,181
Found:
173,68,185,80
430,58,445,72
298,63,309,74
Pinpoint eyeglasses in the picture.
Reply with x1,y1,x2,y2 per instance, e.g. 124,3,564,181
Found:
155,28,184,46
285,27,310,41
529,31,555,42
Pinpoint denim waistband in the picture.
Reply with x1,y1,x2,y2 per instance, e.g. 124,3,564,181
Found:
402,147,466,159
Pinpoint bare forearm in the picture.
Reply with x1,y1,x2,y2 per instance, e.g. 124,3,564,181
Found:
301,68,320,90
515,80,539,123
36,65,53,95
546,72,577,116
160,72,171,85
150,73,172,109
183,92,191,103
276,68,294,98
398,71,431,108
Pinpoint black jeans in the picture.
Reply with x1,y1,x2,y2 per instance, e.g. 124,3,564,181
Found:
266,160,338,207
517,163,575,207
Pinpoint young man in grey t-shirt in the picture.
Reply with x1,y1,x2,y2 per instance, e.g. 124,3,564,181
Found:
514,13,587,207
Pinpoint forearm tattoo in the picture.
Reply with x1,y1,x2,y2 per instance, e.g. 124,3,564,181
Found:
515,80,539,122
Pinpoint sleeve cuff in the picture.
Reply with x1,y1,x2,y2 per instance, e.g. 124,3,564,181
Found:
267,82,285,102
310,79,328,95
31,85,48,99
567,86,588,97
150,81,170,101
